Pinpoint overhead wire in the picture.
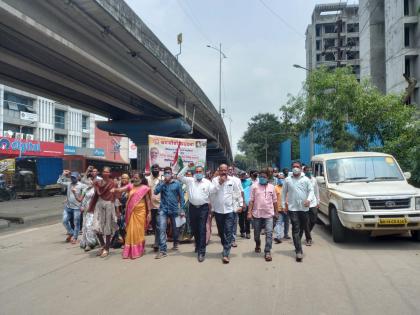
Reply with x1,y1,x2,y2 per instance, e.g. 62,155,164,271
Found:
176,0,214,44
257,0,304,39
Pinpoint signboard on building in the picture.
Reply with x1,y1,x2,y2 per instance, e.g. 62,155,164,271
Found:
148,135,207,169
64,145,105,157
0,137,64,157
20,111,38,122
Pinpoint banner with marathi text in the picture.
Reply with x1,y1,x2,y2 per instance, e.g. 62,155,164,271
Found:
148,135,207,171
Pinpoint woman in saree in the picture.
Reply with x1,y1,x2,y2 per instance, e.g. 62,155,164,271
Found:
113,173,152,259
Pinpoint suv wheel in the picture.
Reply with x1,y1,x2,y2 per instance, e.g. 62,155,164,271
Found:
411,230,420,242
330,207,347,243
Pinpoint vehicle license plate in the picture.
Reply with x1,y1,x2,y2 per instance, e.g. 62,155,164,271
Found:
379,218,407,225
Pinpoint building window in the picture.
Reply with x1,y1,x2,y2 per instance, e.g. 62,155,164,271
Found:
55,109,65,129
316,54,321,62
352,65,360,76
82,137,88,148
316,25,321,37
316,40,321,50
3,92,33,111
405,58,411,77
404,0,410,16
324,24,336,34
54,134,65,143
325,52,335,61
347,51,360,60
82,115,88,130
324,38,335,49
347,23,359,33
404,26,410,47
347,37,359,47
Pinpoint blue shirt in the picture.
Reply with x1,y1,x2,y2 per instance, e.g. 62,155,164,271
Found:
154,180,185,215
241,178,253,206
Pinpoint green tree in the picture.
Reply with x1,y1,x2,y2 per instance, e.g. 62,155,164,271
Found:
237,113,288,166
282,66,419,186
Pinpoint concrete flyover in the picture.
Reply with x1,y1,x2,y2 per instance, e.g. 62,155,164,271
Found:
0,0,232,169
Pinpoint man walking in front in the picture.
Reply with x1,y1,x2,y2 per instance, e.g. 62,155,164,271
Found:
227,165,244,248
302,165,320,246
178,163,215,262
247,169,277,262
154,167,185,259
147,164,161,252
58,170,86,244
211,164,241,264
282,161,315,262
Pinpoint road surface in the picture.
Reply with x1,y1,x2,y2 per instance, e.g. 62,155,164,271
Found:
1,221,420,315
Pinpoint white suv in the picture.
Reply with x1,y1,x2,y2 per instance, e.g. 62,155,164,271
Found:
311,152,420,242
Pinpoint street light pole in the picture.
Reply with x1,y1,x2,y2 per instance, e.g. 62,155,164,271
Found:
207,43,227,115
292,64,310,72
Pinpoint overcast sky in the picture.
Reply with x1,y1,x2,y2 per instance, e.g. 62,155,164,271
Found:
125,0,358,155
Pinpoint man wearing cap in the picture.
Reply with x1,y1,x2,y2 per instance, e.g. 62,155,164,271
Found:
57,170,87,244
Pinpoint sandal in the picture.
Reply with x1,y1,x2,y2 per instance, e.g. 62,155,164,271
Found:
265,253,272,262
70,238,77,245
255,247,261,253
65,235,72,243
96,248,104,256
100,249,109,258
222,256,230,264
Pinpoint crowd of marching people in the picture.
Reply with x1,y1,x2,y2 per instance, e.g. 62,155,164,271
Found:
57,161,319,263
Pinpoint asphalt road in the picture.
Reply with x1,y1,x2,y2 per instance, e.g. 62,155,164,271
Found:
1,221,420,315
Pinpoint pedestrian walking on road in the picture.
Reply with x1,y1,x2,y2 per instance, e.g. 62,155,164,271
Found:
238,171,252,239
282,161,315,262
113,173,152,259
57,170,86,244
247,169,277,262
301,166,320,246
146,164,162,252
178,163,215,262
92,167,118,258
210,164,242,264
79,174,97,251
273,176,285,244
228,165,244,248
154,167,185,259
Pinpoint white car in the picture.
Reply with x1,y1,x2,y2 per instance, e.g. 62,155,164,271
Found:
311,152,420,242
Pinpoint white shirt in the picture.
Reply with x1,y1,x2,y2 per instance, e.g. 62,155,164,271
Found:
282,175,315,212
179,176,214,206
308,176,320,208
231,176,244,211
177,166,215,206
210,176,242,214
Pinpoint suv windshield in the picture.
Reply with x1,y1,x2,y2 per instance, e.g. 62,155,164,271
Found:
326,156,404,183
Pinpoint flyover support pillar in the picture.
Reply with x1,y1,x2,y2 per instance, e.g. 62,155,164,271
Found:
136,144,149,172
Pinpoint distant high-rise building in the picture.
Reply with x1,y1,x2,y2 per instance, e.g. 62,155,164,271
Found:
306,3,360,78
360,0,420,106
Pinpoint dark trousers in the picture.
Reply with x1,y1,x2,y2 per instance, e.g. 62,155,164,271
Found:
189,204,209,256
151,208,159,247
214,212,235,257
283,212,290,237
308,207,318,231
289,211,309,254
238,206,251,234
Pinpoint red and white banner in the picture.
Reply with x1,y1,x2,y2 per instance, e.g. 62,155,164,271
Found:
0,137,64,157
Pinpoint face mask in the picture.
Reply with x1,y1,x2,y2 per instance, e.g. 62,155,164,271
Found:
152,170,159,177
259,177,268,185
164,173,172,180
71,178,78,184
292,167,301,175
278,179,284,186
305,172,312,178
195,173,203,181
132,179,141,186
